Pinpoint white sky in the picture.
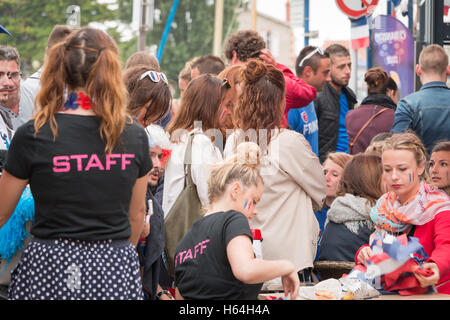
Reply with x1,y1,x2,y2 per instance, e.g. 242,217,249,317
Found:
256,0,410,46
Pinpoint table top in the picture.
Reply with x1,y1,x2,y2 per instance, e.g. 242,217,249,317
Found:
372,293,450,300
259,281,450,300
258,291,450,300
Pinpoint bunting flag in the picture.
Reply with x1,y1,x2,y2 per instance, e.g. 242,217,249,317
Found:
445,0,450,16
350,16,370,49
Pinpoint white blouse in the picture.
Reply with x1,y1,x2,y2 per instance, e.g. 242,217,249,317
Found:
162,129,223,217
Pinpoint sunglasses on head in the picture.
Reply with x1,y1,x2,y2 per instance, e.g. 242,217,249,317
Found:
140,71,168,84
298,47,324,67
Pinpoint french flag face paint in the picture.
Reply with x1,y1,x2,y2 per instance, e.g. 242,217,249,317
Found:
219,108,228,121
409,172,414,183
243,199,252,211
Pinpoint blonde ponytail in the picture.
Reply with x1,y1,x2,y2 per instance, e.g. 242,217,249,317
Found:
208,142,263,204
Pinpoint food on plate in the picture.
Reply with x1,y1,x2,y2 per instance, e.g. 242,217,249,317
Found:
342,292,354,300
315,290,335,300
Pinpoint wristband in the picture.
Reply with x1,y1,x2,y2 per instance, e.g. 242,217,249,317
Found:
156,289,172,300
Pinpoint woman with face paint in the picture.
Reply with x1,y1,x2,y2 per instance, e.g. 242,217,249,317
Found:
429,141,450,196
356,132,450,294
173,142,299,300
163,74,231,216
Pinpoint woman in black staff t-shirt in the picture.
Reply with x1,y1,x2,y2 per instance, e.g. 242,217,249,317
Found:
174,143,299,300
0,27,152,300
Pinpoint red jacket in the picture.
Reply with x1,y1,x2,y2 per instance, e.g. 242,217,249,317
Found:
355,210,450,294
276,63,316,127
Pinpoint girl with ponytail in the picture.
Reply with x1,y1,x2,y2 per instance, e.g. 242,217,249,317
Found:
123,65,172,128
0,28,152,300
174,142,299,300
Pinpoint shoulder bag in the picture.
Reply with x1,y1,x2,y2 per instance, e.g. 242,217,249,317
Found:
164,133,203,277
349,108,389,154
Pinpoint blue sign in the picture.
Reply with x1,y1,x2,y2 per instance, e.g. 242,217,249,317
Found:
371,15,415,99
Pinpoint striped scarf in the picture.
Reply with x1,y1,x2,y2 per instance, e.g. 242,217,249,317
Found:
370,182,450,235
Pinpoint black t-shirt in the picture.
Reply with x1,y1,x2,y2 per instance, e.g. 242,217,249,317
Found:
174,210,262,300
5,114,152,241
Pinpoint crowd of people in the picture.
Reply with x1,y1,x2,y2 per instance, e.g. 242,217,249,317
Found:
0,25,449,300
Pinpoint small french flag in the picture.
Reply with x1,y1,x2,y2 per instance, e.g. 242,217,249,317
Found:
445,0,450,16
350,16,370,50
148,71,160,82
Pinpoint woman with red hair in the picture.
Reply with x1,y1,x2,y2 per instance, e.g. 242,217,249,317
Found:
224,59,326,285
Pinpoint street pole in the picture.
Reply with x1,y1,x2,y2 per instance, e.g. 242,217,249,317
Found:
138,0,147,51
157,0,180,62
304,0,309,46
407,0,413,35
351,46,358,98
252,0,257,30
367,14,373,70
387,0,393,16
213,0,224,56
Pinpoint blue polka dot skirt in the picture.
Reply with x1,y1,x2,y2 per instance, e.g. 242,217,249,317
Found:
8,238,144,300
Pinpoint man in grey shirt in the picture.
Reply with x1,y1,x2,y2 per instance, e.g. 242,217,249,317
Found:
18,25,73,130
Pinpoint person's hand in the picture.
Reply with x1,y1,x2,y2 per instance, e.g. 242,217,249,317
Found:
158,290,175,300
258,49,276,66
357,246,373,265
140,215,150,239
414,262,440,288
281,271,300,300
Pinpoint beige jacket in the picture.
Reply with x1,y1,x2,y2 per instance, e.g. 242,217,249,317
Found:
224,129,326,271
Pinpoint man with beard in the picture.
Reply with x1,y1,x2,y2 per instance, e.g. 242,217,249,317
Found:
314,44,357,163
0,46,19,148
0,47,19,178
138,124,174,300
288,46,331,157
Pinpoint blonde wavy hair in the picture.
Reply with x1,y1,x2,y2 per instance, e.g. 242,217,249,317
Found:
382,132,430,182
34,27,130,154
207,142,263,205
